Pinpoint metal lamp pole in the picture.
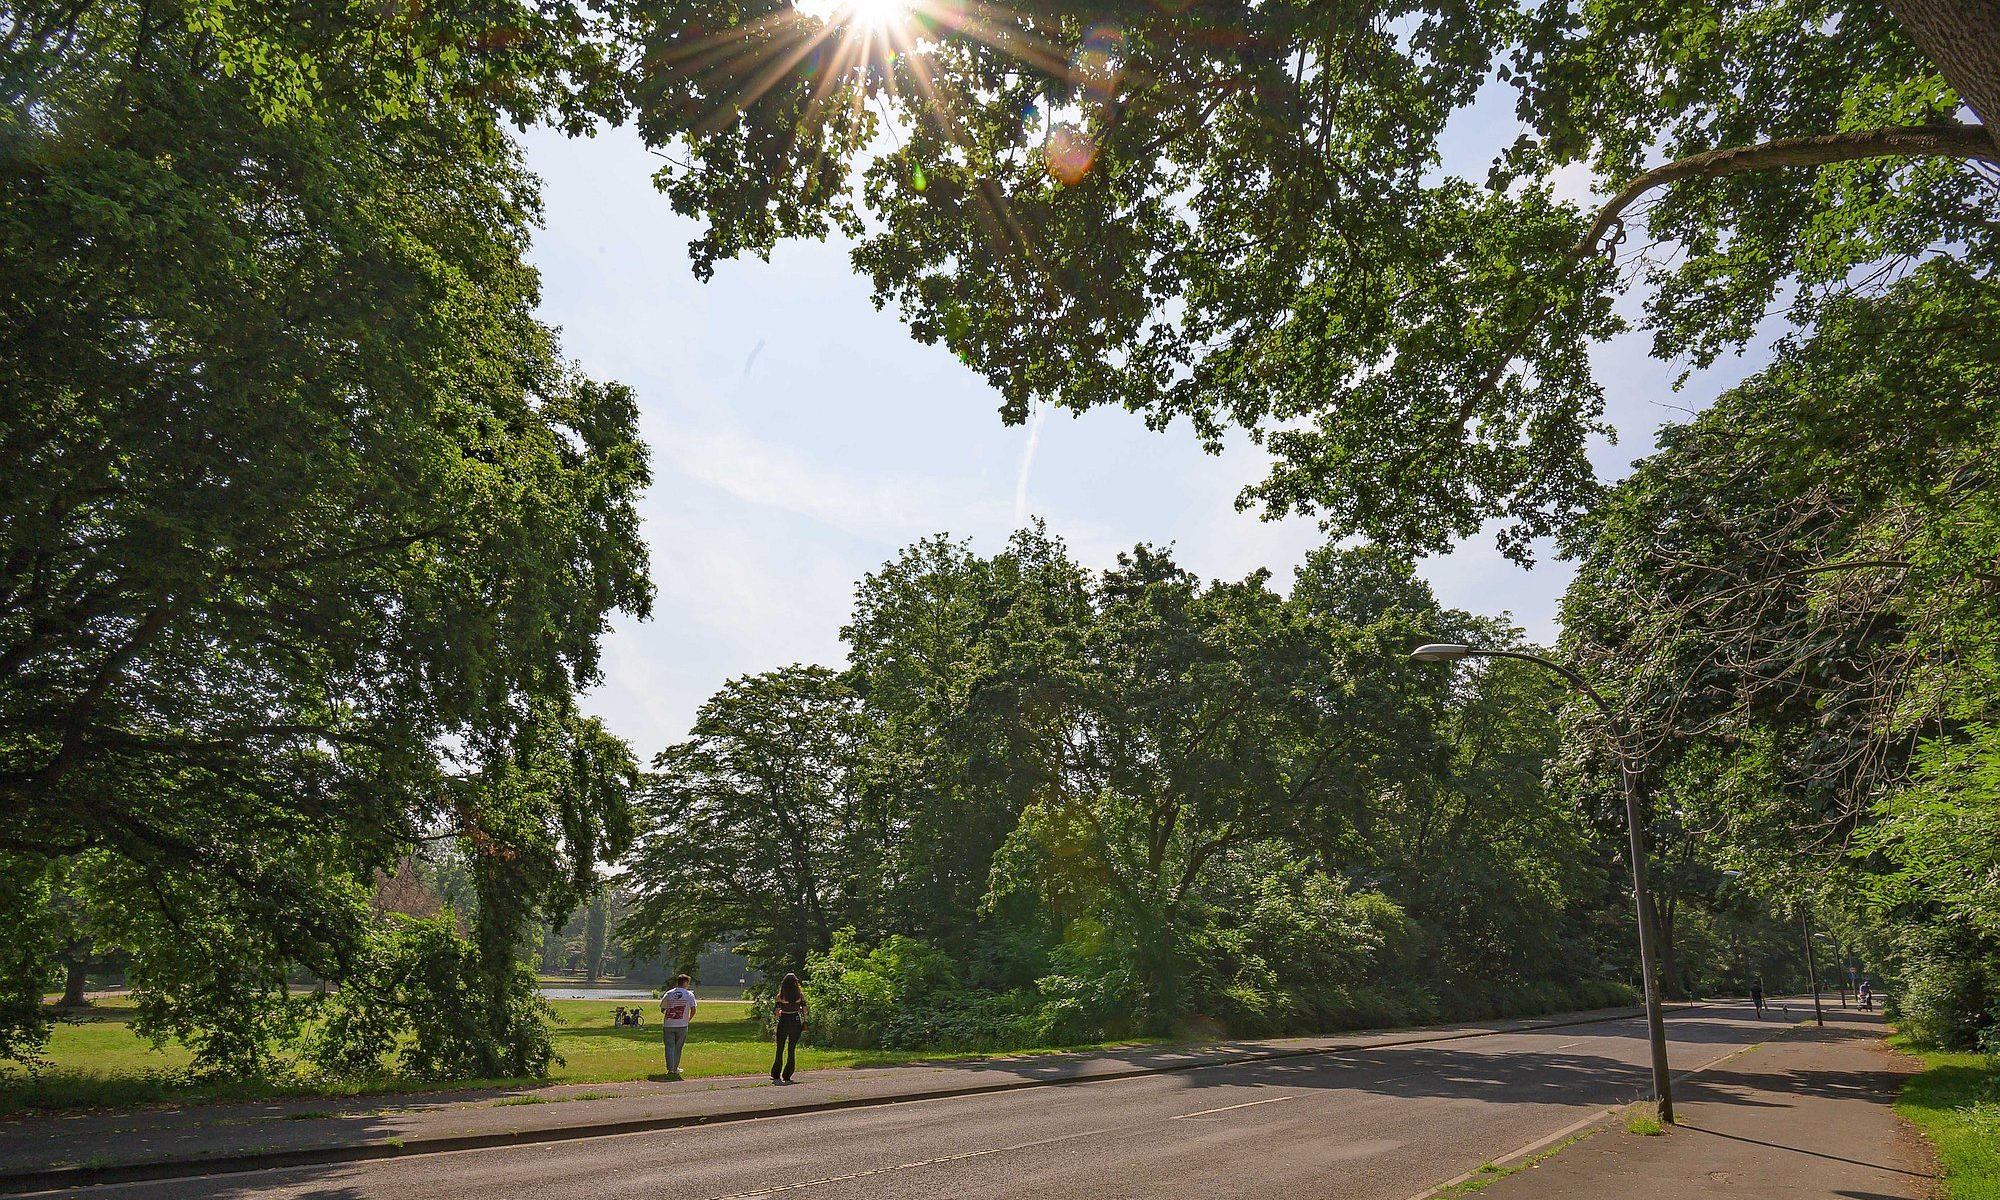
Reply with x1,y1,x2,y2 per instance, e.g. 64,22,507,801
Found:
1802,915,1825,1028
1411,643,1675,1124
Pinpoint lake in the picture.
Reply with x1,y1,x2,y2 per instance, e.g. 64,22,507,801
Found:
537,986,657,1000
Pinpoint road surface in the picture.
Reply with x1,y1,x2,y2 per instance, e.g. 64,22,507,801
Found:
39,1002,1788,1200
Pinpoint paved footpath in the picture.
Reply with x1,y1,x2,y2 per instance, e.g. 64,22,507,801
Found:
1466,1007,1934,1200
0,1006,1663,1192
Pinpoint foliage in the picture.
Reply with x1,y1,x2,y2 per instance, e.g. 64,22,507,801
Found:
802,930,960,1049
628,531,1642,1046
1887,922,2000,1054
0,0,650,1074
309,915,555,1081
605,0,1995,557
1559,261,2000,1043
0,856,62,1064
622,666,868,978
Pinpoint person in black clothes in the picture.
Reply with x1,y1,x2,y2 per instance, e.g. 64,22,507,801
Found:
772,973,808,1083
1750,978,1765,1018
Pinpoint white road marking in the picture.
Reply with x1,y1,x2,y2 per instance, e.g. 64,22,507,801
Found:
1171,1095,1297,1120
706,1094,1305,1196
1552,1039,1588,1049
699,1125,1117,1200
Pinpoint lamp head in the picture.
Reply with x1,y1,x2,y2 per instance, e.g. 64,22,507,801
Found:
1409,643,1472,663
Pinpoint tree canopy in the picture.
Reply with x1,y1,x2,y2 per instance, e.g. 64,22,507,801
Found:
606,0,1998,558
1557,259,1999,1042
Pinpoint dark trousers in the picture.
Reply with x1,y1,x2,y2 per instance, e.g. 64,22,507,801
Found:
772,1014,803,1080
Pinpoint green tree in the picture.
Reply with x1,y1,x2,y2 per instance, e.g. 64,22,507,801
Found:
623,667,868,978
1,0,651,1068
839,526,1090,957
1559,262,1999,1039
584,894,610,984
991,545,1366,1021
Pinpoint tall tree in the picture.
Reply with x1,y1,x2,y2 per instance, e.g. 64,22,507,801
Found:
623,667,868,978
1,0,651,1067
1558,261,2000,1037
839,526,1090,950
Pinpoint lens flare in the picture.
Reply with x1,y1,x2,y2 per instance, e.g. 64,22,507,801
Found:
1043,123,1097,186
795,0,914,30
1073,22,1125,100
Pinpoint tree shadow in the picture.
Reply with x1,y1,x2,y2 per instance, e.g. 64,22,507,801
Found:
1680,1126,1933,1179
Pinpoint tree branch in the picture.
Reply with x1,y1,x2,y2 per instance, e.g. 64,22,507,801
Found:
1445,123,1998,441
1572,124,2000,260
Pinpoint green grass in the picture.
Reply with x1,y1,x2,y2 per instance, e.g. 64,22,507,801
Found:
1894,1040,2000,1200
1623,1111,1665,1136
0,996,1152,1115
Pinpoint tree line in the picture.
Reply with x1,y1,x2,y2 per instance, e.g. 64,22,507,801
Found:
621,532,1723,1049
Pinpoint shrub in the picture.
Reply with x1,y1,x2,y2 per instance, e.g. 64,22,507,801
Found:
1887,922,2000,1052
308,914,555,1081
802,930,958,1049
881,990,1046,1051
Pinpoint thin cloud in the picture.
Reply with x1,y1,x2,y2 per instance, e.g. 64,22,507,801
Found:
1013,401,1048,528
662,422,1014,541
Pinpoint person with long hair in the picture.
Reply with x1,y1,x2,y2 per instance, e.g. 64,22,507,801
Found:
772,973,807,1083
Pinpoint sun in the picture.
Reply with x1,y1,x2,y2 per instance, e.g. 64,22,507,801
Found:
794,0,915,30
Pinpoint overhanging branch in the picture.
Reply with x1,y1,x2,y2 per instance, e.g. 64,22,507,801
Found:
1446,123,1998,442
1572,124,2000,259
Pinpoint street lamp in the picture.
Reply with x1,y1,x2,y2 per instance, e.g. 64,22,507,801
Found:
1410,643,1675,1124
1801,916,1827,1028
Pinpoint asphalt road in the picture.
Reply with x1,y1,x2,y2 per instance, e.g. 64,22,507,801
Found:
45,1003,1787,1200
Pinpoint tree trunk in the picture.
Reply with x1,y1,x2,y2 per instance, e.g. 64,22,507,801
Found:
60,945,90,1007
1883,0,2000,151
583,896,608,984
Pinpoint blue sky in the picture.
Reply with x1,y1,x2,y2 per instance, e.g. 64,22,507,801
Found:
522,88,1782,759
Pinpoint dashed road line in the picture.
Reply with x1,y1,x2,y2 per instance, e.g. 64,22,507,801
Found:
1172,1095,1297,1120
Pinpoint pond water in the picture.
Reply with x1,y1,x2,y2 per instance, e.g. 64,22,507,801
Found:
537,986,657,1000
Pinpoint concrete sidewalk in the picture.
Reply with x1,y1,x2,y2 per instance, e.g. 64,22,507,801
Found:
0,1004,1652,1193
1450,1008,1934,1200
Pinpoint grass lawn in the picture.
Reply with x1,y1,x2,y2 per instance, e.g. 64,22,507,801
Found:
1895,1040,2000,1200
1,996,1149,1115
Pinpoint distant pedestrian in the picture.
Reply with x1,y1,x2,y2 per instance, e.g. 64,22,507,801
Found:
660,975,698,1078
772,973,808,1084
613,1005,627,1027
1750,979,1765,1018
1858,979,1872,1010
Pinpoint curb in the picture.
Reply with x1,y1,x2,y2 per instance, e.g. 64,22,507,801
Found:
0,1004,1681,1195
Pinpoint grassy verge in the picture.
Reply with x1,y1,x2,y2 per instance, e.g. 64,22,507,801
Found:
1433,1130,1598,1197
0,997,1155,1116
1894,1039,2000,1200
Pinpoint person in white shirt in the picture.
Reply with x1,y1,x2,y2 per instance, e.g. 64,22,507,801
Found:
659,975,698,1079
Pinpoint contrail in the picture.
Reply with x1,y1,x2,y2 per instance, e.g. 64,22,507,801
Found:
742,338,765,376
1013,402,1048,528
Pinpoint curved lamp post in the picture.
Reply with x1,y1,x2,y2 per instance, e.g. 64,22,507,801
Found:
1410,643,1675,1124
